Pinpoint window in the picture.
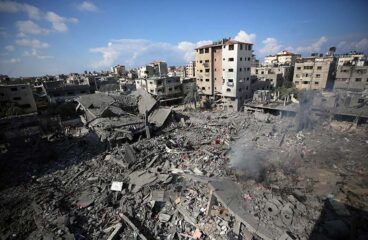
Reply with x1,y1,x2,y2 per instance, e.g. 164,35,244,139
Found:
304,66,313,70
200,60,202,63
215,68,217,71
314,82,319,85
296,74,300,78
247,77,249,80
149,81,153,84
240,44,243,50
239,68,242,72
297,67,301,70
228,79,234,83
200,70,203,72
205,79,209,82
202,87,205,90
303,81,309,84
205,69,209,72
317,66,322,70
226,88,231,92
248,57,250,61
239,88,242,92
13,97,21,100
229,44,234,50
10,87,17,91
228,69,234,72
240,57,243,61
247,67,250,71
205,48,209,53
356,78,362,82
248,45,252,51
205,60,209,63
199,49,203,54
316,74,321,78
228,58,234,61
295,81,299,84
150,89,154,93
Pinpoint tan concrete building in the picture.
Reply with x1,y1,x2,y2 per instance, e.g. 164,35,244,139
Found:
185,61,196,78
111,65,125,76
0,84,37,114
251,65,293,88
264,50,301,66
293,56,335,90
334,65,368,91
135,76,182,100
195,38,253,111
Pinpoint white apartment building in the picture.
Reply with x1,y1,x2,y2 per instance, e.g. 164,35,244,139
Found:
195,39,253,111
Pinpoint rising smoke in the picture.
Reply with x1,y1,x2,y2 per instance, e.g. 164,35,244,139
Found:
228,132,270,182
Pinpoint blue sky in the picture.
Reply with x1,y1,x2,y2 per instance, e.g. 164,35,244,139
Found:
0,0,367,77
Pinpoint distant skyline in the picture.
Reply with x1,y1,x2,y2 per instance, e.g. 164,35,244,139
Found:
0,0,367,77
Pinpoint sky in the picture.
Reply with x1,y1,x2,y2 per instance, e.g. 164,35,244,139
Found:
0,0,367,77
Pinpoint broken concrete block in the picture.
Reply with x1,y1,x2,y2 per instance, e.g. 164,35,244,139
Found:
111,181,123,192
158,213,171,223
76,191,94,209
150,190,167,202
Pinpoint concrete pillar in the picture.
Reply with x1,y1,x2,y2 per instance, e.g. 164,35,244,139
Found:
205,189,215,217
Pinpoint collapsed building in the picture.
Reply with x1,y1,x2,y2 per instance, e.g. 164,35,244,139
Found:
0,86,368,240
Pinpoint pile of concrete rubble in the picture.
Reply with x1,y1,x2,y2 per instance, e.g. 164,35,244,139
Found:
0,106,368,240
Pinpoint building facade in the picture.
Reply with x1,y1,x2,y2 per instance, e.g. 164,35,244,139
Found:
111,65,125,76
185,61,196,78
135,76,182,100
0,84,37,114
251,65,294,88
264,50,301,66
195,38,253,111
334,65,368,91
293,56,335,90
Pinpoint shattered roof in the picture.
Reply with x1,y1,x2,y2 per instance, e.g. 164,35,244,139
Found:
77,93,115,117
130,89,157,115
148,107,172,128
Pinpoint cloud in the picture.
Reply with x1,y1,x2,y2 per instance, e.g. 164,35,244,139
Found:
5,45,15,51
90,38,212,68
259,37,282,56
16,38,49,49
16,20,49,35
354,38,368,51
77,1,98,12
24,48,53,59
45,11,78,32
0,1,41,19
296,36,327,53
234,30,256,43
9,58,21,63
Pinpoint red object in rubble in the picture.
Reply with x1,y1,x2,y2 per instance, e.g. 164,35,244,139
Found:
214,136,221,145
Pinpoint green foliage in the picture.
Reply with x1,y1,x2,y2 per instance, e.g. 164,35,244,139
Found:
274,82,299,99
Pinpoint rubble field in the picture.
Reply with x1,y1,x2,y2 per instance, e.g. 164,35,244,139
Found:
1,110,368,240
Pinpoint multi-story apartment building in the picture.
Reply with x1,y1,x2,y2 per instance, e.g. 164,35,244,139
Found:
293,56,335,90
135,76,181,100
185,61,196,78
251,65,294,88
111,65,125,76
337,53,366,66
333,59,368,91
137,61,168,78
264,50,301,66
195,38,253,111
0,83,37,114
